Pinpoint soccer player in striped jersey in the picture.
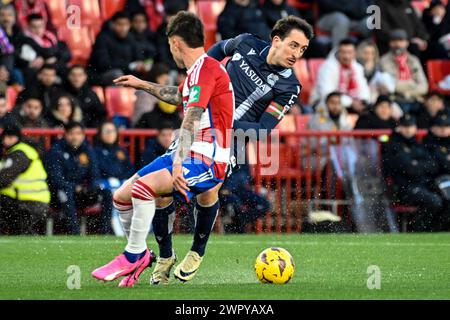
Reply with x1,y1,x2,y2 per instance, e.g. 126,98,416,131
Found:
91,11,235,287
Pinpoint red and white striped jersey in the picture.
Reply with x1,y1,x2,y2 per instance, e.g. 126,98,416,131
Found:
178,53,234,177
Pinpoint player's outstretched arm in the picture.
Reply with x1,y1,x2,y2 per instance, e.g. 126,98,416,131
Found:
114,75,182,106
172,106,204,198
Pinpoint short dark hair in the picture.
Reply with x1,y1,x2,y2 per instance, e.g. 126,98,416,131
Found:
27,13,44,24
64,121,84,132
39,64,57,73
130,10,148,21
148,63,170,83
111,11,130,22
425,90,444,100
270,16,314,41
68,64,86,74
326,91,341,102
166,11,204,48
339,38,356,47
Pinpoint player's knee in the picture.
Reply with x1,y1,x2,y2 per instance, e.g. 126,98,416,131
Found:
131,179,157,201
197,188,219,207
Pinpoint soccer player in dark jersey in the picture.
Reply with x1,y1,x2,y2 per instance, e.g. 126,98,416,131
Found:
148,16,313,284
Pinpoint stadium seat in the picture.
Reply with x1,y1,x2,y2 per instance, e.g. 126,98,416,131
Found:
99,0,127,20
293,59,312,104
307,58,325,86
104,86,137,119
427,60,450,95
295,115,311,131
92,86,105,105
44,0,67,27
196,0,226,51
67,0,101,26
57,26,93,65
6,86,19,111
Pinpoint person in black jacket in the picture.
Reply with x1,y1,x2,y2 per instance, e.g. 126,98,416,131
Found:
384,115,442,231
88,11,145,85
45,122,111,235
354,95,397,130
138,121,174,170
416,91,448,129
262,0,300,29
316,0,372,48
422,0,450,60
218,0,271,42
64,65,107,128
422,113,450,231
130,10,156,67
134,96,181,130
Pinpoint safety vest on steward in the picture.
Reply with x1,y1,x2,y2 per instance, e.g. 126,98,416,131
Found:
0,142,50,204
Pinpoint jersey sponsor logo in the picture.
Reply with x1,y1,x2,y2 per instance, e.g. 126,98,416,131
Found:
232,52,242,61
239,60,266,91
188,86,201,103
267,73,279,87
247,48,256,55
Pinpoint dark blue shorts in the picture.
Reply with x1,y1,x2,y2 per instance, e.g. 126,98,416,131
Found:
137,152,224,202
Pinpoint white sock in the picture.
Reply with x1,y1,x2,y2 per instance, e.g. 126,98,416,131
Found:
118,209,133,238
125,181,156,254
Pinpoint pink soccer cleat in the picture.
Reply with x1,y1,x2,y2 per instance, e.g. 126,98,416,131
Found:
118,250,157,287
91,249,153,282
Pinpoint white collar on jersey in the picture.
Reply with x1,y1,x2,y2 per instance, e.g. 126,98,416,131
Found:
187,53,208,75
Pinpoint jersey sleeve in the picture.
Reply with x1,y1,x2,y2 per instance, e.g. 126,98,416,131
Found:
264,84,301,121
207,33,252,60
186,64,217,110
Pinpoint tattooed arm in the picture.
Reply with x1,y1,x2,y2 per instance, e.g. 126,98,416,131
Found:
172,106,205,197
113,75,182,105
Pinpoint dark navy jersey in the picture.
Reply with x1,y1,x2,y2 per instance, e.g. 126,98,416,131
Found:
208,33,301,125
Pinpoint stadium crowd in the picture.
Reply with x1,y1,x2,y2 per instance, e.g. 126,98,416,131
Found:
1,0,450,235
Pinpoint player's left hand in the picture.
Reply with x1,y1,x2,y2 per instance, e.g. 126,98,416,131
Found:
172,164,190,199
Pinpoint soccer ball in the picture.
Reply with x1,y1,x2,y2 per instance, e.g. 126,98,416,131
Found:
254,247,295,284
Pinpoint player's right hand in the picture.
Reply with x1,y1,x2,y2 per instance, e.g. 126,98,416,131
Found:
113,75,144,89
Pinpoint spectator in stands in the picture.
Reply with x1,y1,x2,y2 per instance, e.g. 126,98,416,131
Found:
423,113,450,231
14,96,47,128
16,14,70,85
0,26,14,75
316,0,372,48
218,0,271,41
309,91,354,131
422,0,450,60
0,93,12,126
138,121,174,170
15,0,54,32
132,62,173,126
384,114,442,232
125,0,167,33
88,12,146,86
47,94,83,129
354,95,397,130
262,0,300,29
154,0,189,72
135,88,181,130
0,4,25,87
0,124,49,235
15,64,61,115
220,165,271,233
374,0,429,56
380,29,429,114
64,65,106,128
416,91,448,129
130,10,156,69
309,39,370,114
94,121,134,234
46,122,111,235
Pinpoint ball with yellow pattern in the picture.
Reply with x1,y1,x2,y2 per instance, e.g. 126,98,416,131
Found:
254,247,295,284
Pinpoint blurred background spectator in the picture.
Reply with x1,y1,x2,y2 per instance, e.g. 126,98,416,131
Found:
64,65,106,128
416,91,449,129
218,0,271,41
354,95,397,130
310,39,370,114
422,0,450,60
47,93,83,129
0,124,49,235
262,0,300,29
15,0,55,33
380,29,429,114
138,121,174,169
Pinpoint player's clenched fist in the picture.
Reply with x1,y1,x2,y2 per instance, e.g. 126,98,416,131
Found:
113,75,145,89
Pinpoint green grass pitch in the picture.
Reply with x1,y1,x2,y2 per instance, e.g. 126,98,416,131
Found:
1,233,449,300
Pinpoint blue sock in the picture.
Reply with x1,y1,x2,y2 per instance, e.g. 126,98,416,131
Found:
152,202,176,258
191,201,219,257
123,250,146,263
